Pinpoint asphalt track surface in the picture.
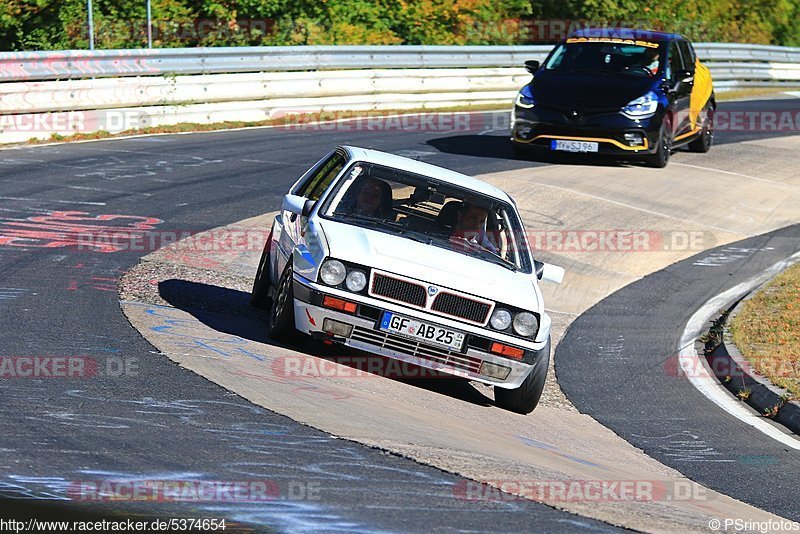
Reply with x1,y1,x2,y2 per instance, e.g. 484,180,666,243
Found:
0,114,592,532
556,224,800,522
0,98,797,531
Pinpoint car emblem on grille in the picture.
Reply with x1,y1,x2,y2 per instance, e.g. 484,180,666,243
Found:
428,285,438,296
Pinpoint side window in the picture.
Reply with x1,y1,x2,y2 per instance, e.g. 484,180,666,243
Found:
678,40,695,72
297,152,346,201
666,41,684,80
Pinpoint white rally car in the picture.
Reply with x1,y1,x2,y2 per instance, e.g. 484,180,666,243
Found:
252,146,564,413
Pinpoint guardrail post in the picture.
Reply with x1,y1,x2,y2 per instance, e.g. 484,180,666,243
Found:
86,0,94,50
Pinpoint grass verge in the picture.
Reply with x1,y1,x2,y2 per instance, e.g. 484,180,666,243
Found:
729,262,800,398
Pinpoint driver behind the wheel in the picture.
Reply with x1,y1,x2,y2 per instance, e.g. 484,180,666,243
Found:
450,203,499,254
339,176,394,219
644,47,660,75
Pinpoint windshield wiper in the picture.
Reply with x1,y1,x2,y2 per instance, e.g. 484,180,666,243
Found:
448,237,517,271
472,247,517,271
343,214,405,231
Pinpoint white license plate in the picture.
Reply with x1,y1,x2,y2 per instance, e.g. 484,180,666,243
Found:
380,312,465,351
551,139,599,153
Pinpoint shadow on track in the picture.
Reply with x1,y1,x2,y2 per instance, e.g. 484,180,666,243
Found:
426,134,633,167
157,279,493,408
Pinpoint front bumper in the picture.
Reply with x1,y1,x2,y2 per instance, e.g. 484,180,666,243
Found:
292,276,548,389
511,105,660,155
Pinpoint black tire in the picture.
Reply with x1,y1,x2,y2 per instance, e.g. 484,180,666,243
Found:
268,263,296,342
644,116,672,168
687,106,713,153
250,230,273,309
494,338,550,414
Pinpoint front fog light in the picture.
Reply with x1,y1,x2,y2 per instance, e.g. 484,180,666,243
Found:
345,270,367,292
490,309,512,330
323,318,353,337
480,361,511,380
624,133,644,146
320,259,346,285
512,312,538,337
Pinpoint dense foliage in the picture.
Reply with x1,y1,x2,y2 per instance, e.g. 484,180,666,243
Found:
1,0,797,51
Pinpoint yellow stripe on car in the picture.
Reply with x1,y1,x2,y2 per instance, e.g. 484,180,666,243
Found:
514,134,649,151
689,59,713,129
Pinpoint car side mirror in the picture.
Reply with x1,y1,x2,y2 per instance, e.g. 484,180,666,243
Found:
525,60,540,74
677,69,694,84
282,194,306,215
534,260,565,284
283,194,315,218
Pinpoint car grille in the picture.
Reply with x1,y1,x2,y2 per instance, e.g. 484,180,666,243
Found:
350,327,482,375
431,292,491,324
371,273,426,307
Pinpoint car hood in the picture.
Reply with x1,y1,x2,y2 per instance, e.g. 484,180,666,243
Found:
318,219,542,313
530,71,657,109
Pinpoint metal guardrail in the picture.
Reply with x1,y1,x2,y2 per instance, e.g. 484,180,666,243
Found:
0,46,551,82
1,43,798,144
2,43,800,83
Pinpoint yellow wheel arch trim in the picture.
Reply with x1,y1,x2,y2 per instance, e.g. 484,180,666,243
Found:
513,134,649,151
674,126,702,142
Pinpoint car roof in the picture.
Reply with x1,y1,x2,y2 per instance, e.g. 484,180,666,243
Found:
340,145,513,203
568,28,683,42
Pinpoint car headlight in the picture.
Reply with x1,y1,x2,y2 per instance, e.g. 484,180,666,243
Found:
345,269,367,292
320,259,346,286
490,309,512,330
513,312,538,337
515,86,535,109
620,91,659,119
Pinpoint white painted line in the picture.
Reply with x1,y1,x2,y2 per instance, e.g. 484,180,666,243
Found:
0,196,106,206
66,185,153,197
672,162,800,188
678,250,800,450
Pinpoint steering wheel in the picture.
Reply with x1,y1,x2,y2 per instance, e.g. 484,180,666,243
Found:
624,65,654,76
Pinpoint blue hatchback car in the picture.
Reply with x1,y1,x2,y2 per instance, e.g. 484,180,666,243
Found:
511,28,715,168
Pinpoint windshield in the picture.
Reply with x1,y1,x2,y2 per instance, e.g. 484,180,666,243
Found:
321,162,531,272
545,39,664,77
